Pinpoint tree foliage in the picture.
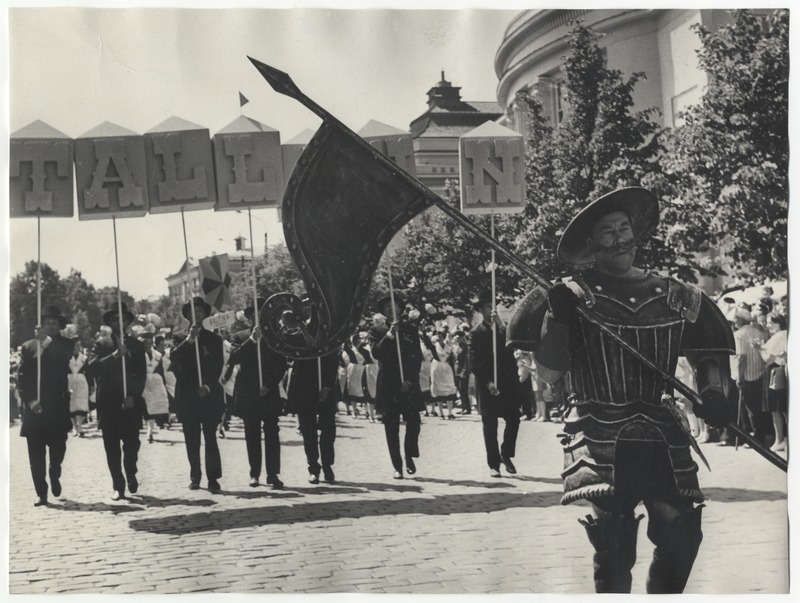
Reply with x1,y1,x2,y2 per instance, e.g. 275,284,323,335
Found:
515,23,668,283
658,9,789,281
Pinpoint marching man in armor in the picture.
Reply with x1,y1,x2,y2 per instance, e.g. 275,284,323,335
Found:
507,187,735,593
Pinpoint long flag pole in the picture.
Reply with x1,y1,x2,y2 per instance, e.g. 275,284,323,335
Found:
112,217,128,397
250,58,787,474
386,254,404,384
490,210,498,389
180,208,204,388
248,208,264,389
36,215,41,404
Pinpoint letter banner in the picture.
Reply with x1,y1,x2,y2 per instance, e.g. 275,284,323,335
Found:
357,120,417,177
144,116,217,214
75,122,149,220
459,121,525,215
213,116,285,211
10,121,74,218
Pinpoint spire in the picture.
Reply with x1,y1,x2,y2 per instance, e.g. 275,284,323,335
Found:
427,71,461,109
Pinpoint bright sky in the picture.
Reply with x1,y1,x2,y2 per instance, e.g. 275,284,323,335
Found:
6,5,518,300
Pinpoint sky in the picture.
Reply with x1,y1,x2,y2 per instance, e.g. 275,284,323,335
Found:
6,5,519,300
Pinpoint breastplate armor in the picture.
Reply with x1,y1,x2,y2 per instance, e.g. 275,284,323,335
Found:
560,272,704,505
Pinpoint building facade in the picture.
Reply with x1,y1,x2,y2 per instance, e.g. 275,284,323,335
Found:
494,9,737,133
410,72,503,195
165,254,249,306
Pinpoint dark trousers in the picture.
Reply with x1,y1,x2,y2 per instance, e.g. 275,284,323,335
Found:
26,432,67,500
383,408,421,472
243,414,281,479
521,387,534,419
182,412,222,483
101,423,141,494
298,398,337,475
479,386,521,469
457,377,471,412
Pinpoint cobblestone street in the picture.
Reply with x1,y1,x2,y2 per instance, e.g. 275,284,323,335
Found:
7,411,789,594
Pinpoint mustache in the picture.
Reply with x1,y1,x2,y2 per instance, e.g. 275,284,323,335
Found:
594,239,637,254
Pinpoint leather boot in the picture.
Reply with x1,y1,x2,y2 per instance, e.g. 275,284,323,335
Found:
646,504,704,593
580,512,644,593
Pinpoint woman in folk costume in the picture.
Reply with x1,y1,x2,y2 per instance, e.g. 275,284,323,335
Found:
142,331,170,443
430,335,458,420
155,335,176,427
344,334,367,418
358,331,379,423
64,325,90,437
418,326,435,417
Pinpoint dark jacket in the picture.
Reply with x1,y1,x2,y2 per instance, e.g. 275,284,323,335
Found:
370,322,424,413
468,321,518,395
87,333,147,430
17,334,73,438
288,351,340,412
170,328,225,419
227,337,287,421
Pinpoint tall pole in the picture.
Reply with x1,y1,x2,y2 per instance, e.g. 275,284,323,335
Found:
386,254,405,384
490,210,498,388
36,215,41,404
112,217,128,397
180,208,204,387
248,208,264,389
318,357,323,393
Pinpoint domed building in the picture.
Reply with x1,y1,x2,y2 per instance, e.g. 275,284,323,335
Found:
494,9,736,131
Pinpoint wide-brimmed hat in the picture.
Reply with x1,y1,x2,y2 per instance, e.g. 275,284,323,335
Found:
473,289,494,311
182,296,212,320
244,297,267,320
103,302,135,326
376,294,406,316
557,187,660,267
41,305,68,328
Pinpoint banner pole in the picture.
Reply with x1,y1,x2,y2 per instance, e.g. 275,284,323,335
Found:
36,215,41,404
112,217,128,397
248,208,264,389
386,253,405,384
490,210,498,389
318,357,323,393
180,208,204,388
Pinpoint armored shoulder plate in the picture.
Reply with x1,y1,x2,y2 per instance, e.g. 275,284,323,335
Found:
666,278,703,323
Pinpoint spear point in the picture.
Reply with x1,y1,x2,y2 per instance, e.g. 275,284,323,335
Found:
248,57,303,102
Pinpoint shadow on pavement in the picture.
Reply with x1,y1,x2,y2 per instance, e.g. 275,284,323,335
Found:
128,490,563,535
214,489,303,500
283,485,366,495
702,487,787,503
50,499,144,514
410,477,515,489
129,494,219,508
332,481,423,493
507,475,563,485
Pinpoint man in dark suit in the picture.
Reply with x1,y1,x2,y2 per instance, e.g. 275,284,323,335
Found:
227,298,288,489
290,350,340,484
170,296,225,493
87,302,147,500
369,294,424,479
469,290,521,478
17,306,73,506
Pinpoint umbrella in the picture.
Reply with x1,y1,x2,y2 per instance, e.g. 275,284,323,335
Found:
199,254,233,311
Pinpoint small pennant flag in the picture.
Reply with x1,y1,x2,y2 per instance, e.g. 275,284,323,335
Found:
239,92,249,107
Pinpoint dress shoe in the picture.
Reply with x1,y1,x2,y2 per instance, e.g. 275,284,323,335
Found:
323,466,335,483
770,441,786,452
51,478,62,498
308,473,320,484
189,481,201,490
393,470,403,480
111,490,124,501
249,477,259,487
490,468,502,478
208,480,222,494
406,457,417,475
502,456,517,475
127,477,138,494
268,475,284,490
33,496,47,507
